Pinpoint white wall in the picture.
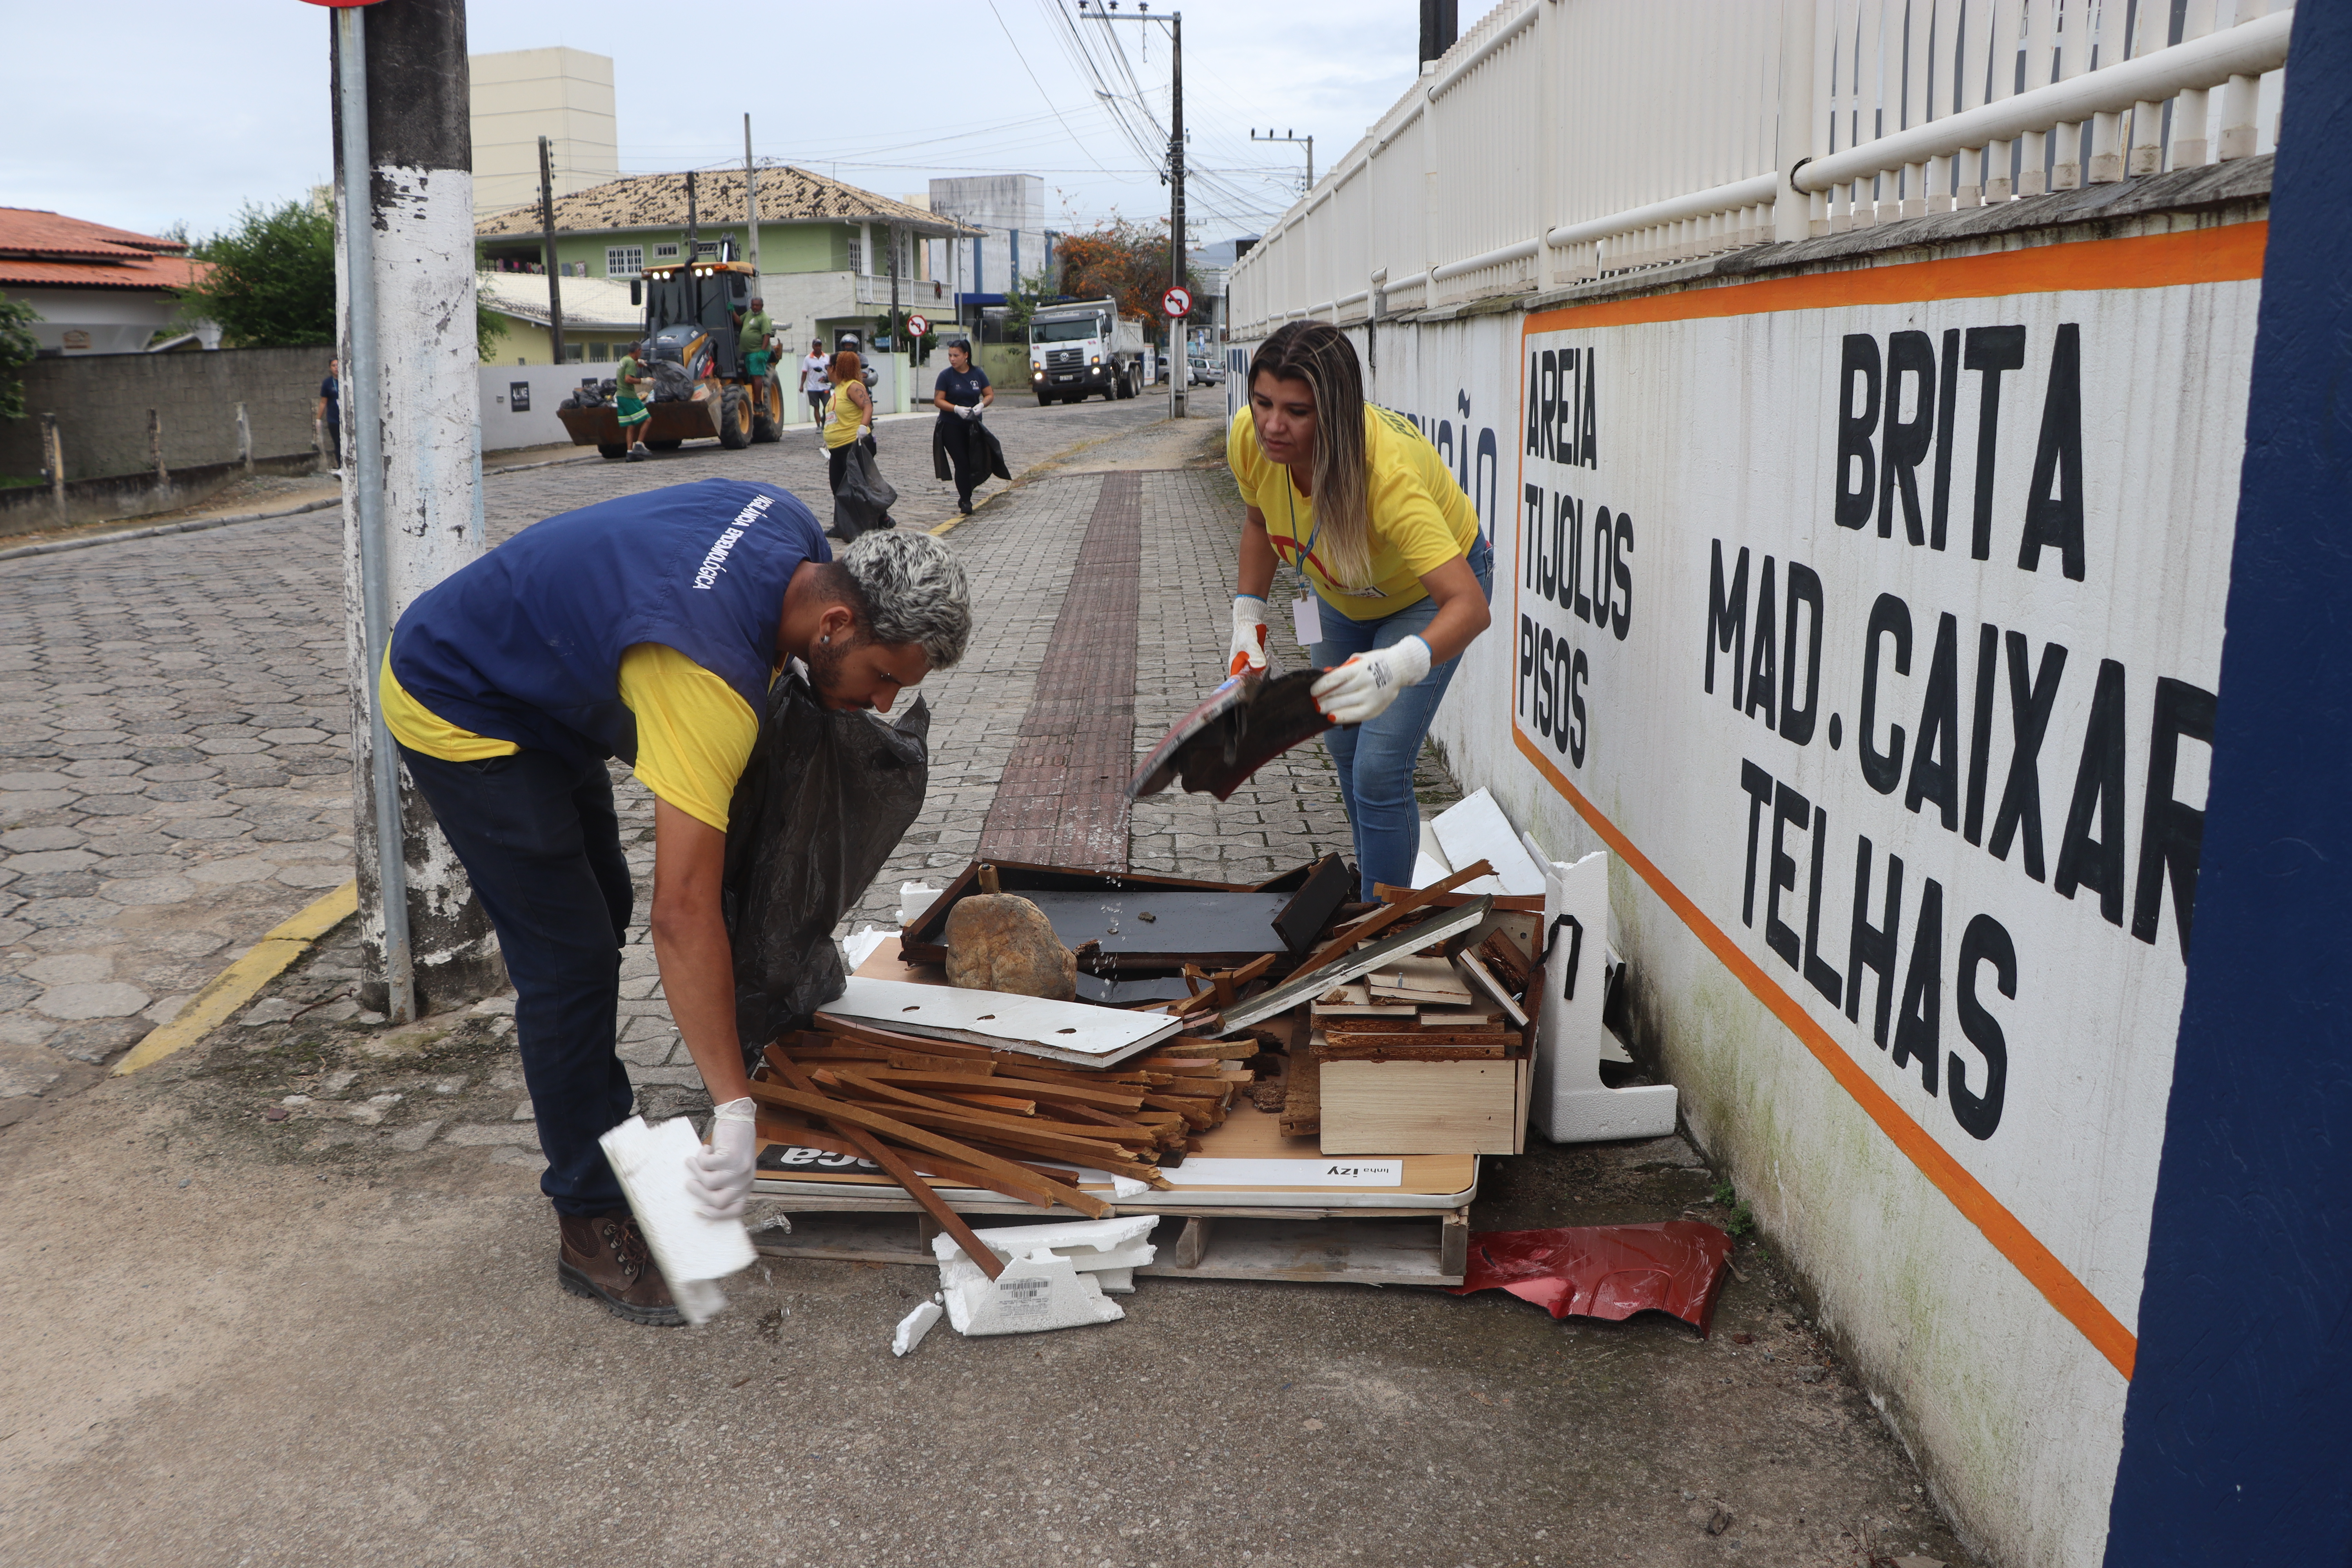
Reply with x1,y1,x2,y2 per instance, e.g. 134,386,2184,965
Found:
8,287,194,355
479,362,606,452
1254,209,2265,1568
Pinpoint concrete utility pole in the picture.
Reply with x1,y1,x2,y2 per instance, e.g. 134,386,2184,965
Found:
539,134,566,365
1087,2,1185,416
744,115,761,279
1251,128,1314,193
330,0,502,1022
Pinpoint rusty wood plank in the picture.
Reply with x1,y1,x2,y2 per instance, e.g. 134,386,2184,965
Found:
1303,860,1494,973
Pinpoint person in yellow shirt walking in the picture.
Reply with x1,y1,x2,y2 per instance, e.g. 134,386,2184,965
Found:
1224,321,1493,900
380,479,970,1324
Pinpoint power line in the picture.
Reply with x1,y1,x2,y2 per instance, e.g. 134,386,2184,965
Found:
985,0,1123,180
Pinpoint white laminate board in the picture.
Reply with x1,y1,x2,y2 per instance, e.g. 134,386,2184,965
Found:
1428,789,1547,896
819,977,1181,1064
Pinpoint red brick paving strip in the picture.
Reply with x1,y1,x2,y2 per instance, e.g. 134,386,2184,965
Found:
977,470,1143,871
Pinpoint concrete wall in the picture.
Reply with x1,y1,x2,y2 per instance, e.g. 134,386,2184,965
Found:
468,47,618,218
0,346,329,482
1230,170,2272,1568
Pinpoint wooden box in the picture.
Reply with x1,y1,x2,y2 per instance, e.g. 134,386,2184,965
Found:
1318,1054,1534,1156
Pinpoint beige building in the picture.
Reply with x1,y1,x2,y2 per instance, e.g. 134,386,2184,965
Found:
469,48,619,220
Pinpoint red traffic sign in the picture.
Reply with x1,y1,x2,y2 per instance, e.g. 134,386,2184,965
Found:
906,313,929,338
1161,286,1194,319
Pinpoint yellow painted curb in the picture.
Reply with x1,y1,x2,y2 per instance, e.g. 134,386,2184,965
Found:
112,880,360,1075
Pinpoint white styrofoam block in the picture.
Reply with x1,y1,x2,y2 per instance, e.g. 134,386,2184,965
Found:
1429,788,1548,896
596,1114,757,1326
1532,851,1678,1143
1094,1268,1136,1295
934,1214,1159,1270
942,1249,1125,1336
891,1299,944,1356
899,882,941,927
1412,821,1454,889
842,925,893,969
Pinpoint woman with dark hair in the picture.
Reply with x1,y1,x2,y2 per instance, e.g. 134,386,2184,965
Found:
1226,319,1492,899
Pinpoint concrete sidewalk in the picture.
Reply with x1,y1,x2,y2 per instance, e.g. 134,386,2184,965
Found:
0,409,1979,1568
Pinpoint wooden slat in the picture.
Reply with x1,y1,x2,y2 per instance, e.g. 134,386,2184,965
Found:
1298,860,1493,973
743,1079,1111,1217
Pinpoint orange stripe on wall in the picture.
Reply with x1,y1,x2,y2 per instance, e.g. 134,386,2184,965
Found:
1511,730,2138,1380
1522,221,2268,337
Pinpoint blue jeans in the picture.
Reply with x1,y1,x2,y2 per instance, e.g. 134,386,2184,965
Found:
1312,536,1494,899
397,744,637,1216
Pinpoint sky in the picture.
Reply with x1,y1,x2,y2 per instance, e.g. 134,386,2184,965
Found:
5,0,1430,247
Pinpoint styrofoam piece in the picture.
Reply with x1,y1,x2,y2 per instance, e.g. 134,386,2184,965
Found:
898,882,941,927
891,1299,944,1356
596,1114,757,1327
822,977,1182,1065
942,1249,1126,1336
842,925,893,969
1429,789,1547,896
1033,1162,1151,1199
1532,850,1677,1143
1094,1268,1136,1295
935,1214,1160,1270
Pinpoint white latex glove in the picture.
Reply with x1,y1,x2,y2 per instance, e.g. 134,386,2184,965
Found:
1311,635,1432,725
685,1098,758,1223
1228,594,1269,677
959,403,981,421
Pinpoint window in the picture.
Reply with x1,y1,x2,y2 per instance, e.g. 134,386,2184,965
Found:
652,242,681,261
605,247,642,277
589,342,611,362
845,237,862,274
693,240,719,258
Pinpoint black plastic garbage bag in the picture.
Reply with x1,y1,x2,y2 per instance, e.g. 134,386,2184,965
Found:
720,668,930,1063
831,439,898,539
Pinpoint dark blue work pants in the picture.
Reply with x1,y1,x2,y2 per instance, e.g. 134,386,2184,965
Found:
398,744,635,1216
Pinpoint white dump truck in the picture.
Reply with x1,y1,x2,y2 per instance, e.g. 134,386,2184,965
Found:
1029,298,1147,405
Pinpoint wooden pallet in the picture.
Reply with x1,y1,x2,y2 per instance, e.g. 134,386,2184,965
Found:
750,1203,1470,1288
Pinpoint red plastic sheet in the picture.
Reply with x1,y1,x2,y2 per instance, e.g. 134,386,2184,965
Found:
1447,1221,1735,1336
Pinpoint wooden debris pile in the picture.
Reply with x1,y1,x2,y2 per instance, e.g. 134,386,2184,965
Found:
744,1021,1259,1237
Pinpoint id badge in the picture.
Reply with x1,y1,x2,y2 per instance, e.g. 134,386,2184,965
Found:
1291,595,1323,648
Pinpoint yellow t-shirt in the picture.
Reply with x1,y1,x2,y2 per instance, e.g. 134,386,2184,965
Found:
1227,404,1481,621
824,376,867,449
378,642,761,832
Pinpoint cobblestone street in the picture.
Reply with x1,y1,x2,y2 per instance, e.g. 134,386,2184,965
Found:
0,404,1975,1568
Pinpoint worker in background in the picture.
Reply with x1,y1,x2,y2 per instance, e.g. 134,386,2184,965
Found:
316,357,341,477
739,295,774,378
932,339,995,516
614,339,654,462
1225,320,1492,900
800,339,831,434
824,347,876,525
380,486,972,1325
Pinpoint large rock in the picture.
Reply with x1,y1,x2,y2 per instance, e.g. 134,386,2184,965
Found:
944,895,1076,1001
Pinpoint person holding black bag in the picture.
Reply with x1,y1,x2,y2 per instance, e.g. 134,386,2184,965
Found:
931,340,995,516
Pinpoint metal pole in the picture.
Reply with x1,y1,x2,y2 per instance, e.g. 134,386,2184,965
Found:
539,134,566,365
686,169,700,321
1170,11,1186,419
335,4,416,1024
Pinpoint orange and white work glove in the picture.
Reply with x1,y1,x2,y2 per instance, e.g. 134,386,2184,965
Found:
685,1098,758,1223
1311,635,1431,725
1228,595,1269,677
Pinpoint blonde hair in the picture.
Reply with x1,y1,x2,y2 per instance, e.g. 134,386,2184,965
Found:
1249,322,1372,590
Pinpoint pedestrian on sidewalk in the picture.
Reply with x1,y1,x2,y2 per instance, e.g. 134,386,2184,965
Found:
800,339,831,430
316,358,341,475
931,339,995,515
615,340,654,461
1225,320,1493,900
378,490,971,1326
824,346,875,500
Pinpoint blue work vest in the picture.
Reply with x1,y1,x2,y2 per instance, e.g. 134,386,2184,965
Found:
388,478,829,767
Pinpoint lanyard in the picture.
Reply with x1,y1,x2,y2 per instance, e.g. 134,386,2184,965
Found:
1286,484,1323,591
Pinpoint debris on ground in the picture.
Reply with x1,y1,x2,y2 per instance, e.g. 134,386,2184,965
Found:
1447,1221,1735,1336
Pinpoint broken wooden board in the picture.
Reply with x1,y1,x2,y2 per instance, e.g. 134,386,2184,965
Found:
1319,1058,1528,1155
1127,668,1335,802
1217,896,1494,1033
818,977,1185,1068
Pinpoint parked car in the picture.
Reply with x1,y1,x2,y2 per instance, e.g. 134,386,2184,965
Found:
1187,355,1224,387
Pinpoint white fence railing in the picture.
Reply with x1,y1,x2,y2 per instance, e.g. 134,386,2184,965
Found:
1228,0,2292,336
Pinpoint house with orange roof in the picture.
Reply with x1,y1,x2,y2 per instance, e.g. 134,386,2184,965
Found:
0,209,212,355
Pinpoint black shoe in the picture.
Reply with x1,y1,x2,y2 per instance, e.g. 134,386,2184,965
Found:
958,496,975,516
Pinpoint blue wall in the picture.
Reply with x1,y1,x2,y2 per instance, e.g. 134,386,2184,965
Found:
2103,5,2352,1559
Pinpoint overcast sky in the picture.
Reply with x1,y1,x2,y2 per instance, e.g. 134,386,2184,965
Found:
6,0,1428,246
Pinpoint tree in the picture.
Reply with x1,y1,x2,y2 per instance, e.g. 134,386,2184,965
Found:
1054,220,1203,341
179,200,336,347
0,296,40,421
1002,265,1061,339
180,197,506,358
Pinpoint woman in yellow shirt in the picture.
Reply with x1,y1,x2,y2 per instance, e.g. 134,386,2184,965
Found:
824,347,873,488
1227,320,1492,898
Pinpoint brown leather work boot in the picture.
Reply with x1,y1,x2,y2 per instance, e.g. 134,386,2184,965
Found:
557,1210,685,1327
